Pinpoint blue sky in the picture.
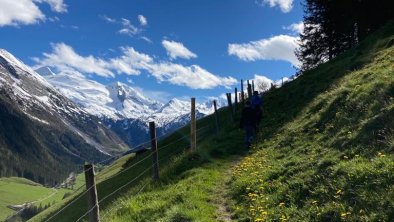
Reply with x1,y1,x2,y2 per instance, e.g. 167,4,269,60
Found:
0,0,304,102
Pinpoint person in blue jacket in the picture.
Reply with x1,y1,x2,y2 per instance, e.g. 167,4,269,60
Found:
251,91,263,131
240,100,256,148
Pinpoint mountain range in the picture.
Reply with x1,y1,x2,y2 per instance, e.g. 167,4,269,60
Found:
0,48,224,184
35,66,223,147
0,49,131,185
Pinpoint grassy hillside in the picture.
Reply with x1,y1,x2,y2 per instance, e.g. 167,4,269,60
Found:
30,21,393,222
29,105,246,222
0,176,84,221
231,21,394,221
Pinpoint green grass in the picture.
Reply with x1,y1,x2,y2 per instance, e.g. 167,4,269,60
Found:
100,111,246,222
29,21,394,222
30,105,247,222
101,158,235,222
230,21,394,221
0,177,70,221
0,172,86,221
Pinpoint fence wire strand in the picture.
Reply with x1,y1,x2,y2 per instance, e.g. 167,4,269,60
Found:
100,165,153,205
74,165,152,222
100,179,151,220
44,184,95,222
45,115,214,222
103,152,153,182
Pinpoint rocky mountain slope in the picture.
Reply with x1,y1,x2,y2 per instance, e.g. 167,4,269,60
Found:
0,49,128,185
36,67,222,147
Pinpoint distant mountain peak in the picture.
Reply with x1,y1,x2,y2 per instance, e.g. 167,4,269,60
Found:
0,49,129,184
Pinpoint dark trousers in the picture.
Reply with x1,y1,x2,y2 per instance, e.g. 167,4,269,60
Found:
244,124,255,147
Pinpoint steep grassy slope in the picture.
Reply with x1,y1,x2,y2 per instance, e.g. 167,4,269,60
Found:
98,116,244,222
30,106,246,222
231,22,394,221
30,21,393,222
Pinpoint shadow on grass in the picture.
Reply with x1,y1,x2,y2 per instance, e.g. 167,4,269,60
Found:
258,22,394,142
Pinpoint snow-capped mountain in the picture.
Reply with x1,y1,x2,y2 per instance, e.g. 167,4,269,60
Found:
0,49,128,185
36,66,220,147
43,69,164,120
41,69,215,123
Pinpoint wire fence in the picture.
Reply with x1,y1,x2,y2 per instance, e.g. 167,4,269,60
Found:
44,184,96,222
99,176,151,221
74,165,153,222
38,120,212,222
6,93,238,222
3,77,254,222
72,122,211,222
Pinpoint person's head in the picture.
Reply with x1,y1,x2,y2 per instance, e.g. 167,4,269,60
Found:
245,100,251,107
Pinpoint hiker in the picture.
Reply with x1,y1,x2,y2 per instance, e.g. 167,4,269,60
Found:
251,91,263,131
240,100,256,148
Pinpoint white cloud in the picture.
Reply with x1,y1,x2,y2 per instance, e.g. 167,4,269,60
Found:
162,40,197,60
274,77,290,87
256,0,293,13
0,0,67,26
35,0,67,13
284,21,304,34
253,74,274,92
0,0,45,26
134,87,172,103
48,16,60,22
34,43,115,77
110,46,153,75
146,63,236,89
228,35,300,66
138,15,147,26
101,16,151,42
33,43,149,77
126,77,133,84
34,43,236,89
140,36,152,43
101,15,116,23
119,18,140,36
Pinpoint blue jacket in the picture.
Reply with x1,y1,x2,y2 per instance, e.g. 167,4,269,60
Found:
251,95,262,108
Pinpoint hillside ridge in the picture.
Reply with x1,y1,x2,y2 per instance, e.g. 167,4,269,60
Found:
30,21,394,222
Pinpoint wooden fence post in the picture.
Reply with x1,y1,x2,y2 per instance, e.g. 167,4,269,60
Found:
234,87,238,112
84,164,100,222
213,100,219,134
191,98,196,151
226,93,234,121
149,121,159,180
252,80,255,93
241,79,245,106
247,82,252,99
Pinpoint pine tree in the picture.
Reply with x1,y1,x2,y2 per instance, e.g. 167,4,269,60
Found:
297,0,394,72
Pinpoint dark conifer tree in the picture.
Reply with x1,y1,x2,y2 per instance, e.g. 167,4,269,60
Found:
297,0,394,72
